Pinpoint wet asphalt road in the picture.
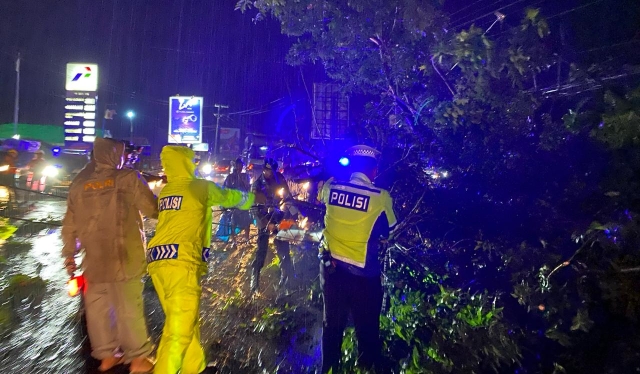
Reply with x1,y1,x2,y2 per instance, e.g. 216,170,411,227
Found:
0,200,159,374
0,198,322,373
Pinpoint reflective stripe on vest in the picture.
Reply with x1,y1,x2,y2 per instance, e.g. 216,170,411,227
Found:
147,244,179,263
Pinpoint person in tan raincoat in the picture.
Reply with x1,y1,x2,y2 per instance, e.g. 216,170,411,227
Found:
61,137,158,373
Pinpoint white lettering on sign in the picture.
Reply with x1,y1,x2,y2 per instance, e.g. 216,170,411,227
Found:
159,196,183,211
178,97,200,110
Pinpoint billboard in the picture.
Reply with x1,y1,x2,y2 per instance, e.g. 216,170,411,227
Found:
66,63,99,92
192,143,209,152
65,63,98,146
168,96,203,144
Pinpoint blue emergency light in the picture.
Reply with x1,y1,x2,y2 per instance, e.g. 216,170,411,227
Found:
52,147,61,157
339,157,350,166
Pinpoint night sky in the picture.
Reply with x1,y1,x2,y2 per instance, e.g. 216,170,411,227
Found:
0,0,638,146
0,0,319,146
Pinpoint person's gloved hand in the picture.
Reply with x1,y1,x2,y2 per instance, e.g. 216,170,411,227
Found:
64,257,77,276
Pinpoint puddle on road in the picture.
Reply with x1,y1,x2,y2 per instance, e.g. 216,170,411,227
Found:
0,229,87,374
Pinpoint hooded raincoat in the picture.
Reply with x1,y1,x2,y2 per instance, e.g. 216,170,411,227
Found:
61,137,158,362
147,145,254,374
62,137,158,282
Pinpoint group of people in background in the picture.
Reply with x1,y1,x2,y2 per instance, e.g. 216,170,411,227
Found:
0,148,48,191
221,156,296,294
60,138,396,374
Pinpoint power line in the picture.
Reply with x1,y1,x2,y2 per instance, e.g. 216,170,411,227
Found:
227,97,287,116
448,0,496,19
576,39,640,54
449,0,510,26
450,0,607,31
546,0,606,20
538,71,640,97
450,0,527,30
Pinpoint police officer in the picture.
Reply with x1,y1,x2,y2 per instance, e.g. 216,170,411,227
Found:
147,145,262,373
318,145,397,373
250,157,295,293
223,157,252,245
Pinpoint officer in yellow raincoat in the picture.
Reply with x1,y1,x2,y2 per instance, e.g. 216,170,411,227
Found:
319,145,397,373
147,145,261,374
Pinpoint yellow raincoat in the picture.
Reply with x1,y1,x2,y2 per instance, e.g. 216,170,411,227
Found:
147,146,254,374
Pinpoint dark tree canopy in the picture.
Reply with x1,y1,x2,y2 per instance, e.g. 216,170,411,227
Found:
237,0,640,372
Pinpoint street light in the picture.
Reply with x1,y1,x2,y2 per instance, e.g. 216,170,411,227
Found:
126,111,135,144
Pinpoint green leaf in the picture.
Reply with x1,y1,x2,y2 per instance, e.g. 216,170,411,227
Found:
570,309,594,333
526,8,540,21
552,363,567,374
395,325,408,342
545,329,572,347
588,221,608,231
412,345,420,368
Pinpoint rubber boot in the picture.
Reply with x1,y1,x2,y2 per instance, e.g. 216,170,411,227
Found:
129,356,154,373
98,356,124,372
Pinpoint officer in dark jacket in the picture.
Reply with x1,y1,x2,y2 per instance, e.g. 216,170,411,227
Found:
250,158,295,293
318,145,397,373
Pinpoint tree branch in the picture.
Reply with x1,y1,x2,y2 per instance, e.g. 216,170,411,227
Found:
431,56,456,97
619,266,640,273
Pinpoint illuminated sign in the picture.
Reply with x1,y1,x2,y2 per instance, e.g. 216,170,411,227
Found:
192,143,209,152
65,91,98,145
168,96,203,144
66,63,99,91
65,62,98,146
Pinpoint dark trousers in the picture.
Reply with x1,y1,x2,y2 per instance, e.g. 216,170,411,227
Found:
320,264,383,373
252,229,293,282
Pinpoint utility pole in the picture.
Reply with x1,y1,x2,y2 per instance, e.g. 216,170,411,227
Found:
13,53,21,137
213,104,228,158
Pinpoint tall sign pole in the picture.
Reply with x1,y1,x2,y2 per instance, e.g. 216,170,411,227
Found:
13,53,21,136
213,103,228,158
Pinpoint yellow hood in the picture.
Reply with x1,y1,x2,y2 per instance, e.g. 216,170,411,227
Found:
161,146,195,181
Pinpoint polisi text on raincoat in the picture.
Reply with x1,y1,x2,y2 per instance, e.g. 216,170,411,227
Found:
159,196,183,211
329,189,370,212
